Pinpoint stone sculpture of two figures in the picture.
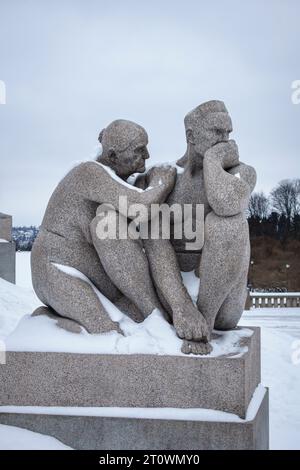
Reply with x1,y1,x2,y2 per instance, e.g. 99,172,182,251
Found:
31,100,256,355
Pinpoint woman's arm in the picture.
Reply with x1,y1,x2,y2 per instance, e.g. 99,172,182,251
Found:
75,161,176,220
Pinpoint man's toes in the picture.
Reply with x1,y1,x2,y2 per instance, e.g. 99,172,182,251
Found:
185,342,198,355
199,342,213,355
181,341,188,354
175,326,185,339
192,341,213,355
188,342,197,354
204,342,213,354
181,340,192,355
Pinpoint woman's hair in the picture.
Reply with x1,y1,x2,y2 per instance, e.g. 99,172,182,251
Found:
97,120,146,152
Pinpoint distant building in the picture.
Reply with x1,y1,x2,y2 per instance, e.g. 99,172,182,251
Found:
0,212,16,283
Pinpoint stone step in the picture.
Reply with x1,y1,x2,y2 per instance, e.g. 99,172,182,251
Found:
0,387,269,450
0,327,260,418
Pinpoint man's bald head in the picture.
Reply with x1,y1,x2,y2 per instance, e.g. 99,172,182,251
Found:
184,100,233,157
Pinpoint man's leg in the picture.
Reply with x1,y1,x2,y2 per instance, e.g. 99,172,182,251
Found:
197,212,250,334
214,259,249,330
144,237,209,342
90,212,164,318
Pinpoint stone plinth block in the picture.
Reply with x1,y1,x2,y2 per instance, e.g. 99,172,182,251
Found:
0,328,260,418
0,213,12,242
0,388,269,450
0,240,16,284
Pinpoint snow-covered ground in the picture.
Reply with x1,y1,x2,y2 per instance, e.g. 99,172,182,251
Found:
0,424,71,450
240,309,300,450
0,252,299,449
15,251,35,290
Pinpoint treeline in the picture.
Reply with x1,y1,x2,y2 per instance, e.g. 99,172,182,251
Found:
12,226,39,251
248,179,300,243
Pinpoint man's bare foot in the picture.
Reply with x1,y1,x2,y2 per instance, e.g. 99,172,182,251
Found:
181,340,213,355
173,304,209,342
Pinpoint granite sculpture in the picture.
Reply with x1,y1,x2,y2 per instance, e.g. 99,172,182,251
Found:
31,101,256,355
2,104,268,451
135,101,256,351
31,120,177,335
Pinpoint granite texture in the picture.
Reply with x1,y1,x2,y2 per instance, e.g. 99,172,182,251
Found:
153,100,256,340
0,328,260,418
0,389,269,450
31,120,176,334
30,102,257,353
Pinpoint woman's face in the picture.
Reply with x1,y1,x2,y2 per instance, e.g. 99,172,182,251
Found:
115,135,150,178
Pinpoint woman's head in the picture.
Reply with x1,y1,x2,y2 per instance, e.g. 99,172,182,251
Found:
97,119,150,178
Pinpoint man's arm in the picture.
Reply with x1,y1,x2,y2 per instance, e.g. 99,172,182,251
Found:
203,141,254,217
228,162,257,193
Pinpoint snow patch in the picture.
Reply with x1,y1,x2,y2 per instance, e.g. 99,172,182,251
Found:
0,385,266,423
240,310,300,450
181,270,200,304
91,161,144,192
0,278,40,341
0,424,71,450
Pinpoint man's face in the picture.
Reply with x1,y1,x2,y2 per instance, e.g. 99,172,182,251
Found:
115,133,150,178
193,112,233,156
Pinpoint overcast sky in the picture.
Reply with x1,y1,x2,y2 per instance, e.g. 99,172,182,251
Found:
0,0,299,225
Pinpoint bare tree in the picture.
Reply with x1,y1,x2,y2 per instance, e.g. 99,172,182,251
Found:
271,179,300,220
248,192,270,219
294,179,300,215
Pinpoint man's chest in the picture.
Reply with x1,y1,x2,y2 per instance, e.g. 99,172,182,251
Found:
167,171,211,216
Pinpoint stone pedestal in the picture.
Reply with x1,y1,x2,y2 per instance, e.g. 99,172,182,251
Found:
0,388,269,450
0,328,260,418
0,327,269,449
0,213,15,284
0,213,12,242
